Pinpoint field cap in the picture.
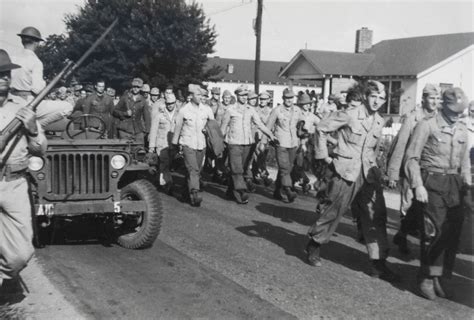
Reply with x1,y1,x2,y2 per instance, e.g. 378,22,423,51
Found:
442,87,468,113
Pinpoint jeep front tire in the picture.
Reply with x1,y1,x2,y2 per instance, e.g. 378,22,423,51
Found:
116,179,162,249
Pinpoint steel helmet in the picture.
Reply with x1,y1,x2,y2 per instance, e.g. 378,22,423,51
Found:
17,26,44,42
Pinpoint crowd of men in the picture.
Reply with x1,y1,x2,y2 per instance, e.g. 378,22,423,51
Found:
0,25,473,304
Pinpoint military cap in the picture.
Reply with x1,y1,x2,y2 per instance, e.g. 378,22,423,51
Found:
74,84,83,92
422,83,439,96
201,88,209,97
106,87,116,96
0,49,20,72
366,80,385,94
57,86,67,94
131,77,143,87
259,91,270,99
84,84,94,92
141,83,150,93
248,91,258,100
442,87,468,113
327,94,336,101
297,93,311,105
188,83,201,94
150,87,160,95
234,84,249,96
282,88,295,98
166,94,177,104
222,89,232,97
211,87,221,94
17,26,44,42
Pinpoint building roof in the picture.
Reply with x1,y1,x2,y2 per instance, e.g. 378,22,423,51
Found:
298,50,375,76
206,57,313,85
363,32,474,76
280,32,474,78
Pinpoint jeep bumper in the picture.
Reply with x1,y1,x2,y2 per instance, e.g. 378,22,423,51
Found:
35,200,147,217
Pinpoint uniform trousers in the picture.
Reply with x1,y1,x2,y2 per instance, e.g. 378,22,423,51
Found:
158,147,175,185
0,177,34,281
182,146,205,192
308,165,389,260
275,146,297,188
227,144,253,191
418,171,465,277
252,144,270,179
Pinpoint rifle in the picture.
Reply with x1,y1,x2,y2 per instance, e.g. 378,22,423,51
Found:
0,18,118,154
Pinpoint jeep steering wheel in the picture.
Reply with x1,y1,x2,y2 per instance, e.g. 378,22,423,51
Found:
66,114,107,139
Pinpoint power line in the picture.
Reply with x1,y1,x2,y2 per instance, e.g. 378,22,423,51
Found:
208,1,253,16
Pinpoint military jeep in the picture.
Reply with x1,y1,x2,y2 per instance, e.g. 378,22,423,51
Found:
28,114,162,249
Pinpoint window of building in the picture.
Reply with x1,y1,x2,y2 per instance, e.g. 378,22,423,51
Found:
379,80,402,115
267,90,274,108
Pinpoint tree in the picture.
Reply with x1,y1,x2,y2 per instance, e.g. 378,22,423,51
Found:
36,34,69,82
38,0,221,93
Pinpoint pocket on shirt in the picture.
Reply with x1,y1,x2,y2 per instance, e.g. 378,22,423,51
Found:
347,129,364,145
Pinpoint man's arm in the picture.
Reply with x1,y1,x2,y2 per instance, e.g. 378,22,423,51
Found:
314,110,350,160
148,111,160,150
112,95,129,119
404,120,431,202
252,110,275,141
171,110,184,145
31,58,46,95
265,106,278,132
386,115,414,182
219,109,231,136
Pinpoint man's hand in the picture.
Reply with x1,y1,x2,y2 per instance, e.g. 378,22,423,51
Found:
126,109,132,117
415,186,428,203
324,157,333,164
15,107,38,136
388,179,398,189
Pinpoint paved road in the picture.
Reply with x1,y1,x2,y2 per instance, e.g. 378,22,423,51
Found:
2,178,473,319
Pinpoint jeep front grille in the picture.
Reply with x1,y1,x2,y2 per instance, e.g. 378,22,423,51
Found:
47,153,110,195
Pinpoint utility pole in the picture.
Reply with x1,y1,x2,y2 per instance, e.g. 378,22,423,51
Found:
254,0,263,94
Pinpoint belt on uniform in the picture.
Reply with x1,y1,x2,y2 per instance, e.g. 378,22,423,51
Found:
421,167,459,175
10,89,33,97
0,165,27,182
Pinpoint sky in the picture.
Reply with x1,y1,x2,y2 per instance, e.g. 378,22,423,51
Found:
1,0,473,62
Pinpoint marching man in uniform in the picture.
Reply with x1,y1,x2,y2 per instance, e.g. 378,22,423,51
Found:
0,49,47,287
306,81,399,282
404,87,471,300
172,84,214,207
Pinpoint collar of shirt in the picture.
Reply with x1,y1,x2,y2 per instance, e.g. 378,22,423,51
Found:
1,93,24,107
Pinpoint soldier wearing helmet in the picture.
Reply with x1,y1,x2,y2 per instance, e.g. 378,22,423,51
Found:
11,26,72,128
11,26,45,96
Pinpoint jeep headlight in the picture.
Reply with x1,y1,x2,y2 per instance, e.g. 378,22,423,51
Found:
111,155,126,170
28,156,44,171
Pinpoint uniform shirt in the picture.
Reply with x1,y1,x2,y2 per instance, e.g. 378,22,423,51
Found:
404,112,471,189
316,102,337,118
11,48,46,95
149,107,177,152
215,103,231,127
386,107,436,181
112,91,147,134
220,103,268,145
208,99,221,116
172,102,214,150
301,110,320,134
266,104,305,148
0,94,47,170
315,104,385,183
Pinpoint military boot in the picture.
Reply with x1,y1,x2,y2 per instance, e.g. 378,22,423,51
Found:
393,231,410,255
433,277,450,298
305,239,322,267
369,260,401,283
190,189,202,207
283,186,297,203
419,277,436,300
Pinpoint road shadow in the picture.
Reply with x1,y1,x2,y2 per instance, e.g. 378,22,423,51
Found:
255,202,317,226
235,219,474,307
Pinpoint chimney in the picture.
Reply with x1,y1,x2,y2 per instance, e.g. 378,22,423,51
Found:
227,64,234,74
355,27,373,53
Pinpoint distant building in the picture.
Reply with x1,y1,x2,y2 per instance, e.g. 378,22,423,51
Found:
205,57,320,107
279,29,474,119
